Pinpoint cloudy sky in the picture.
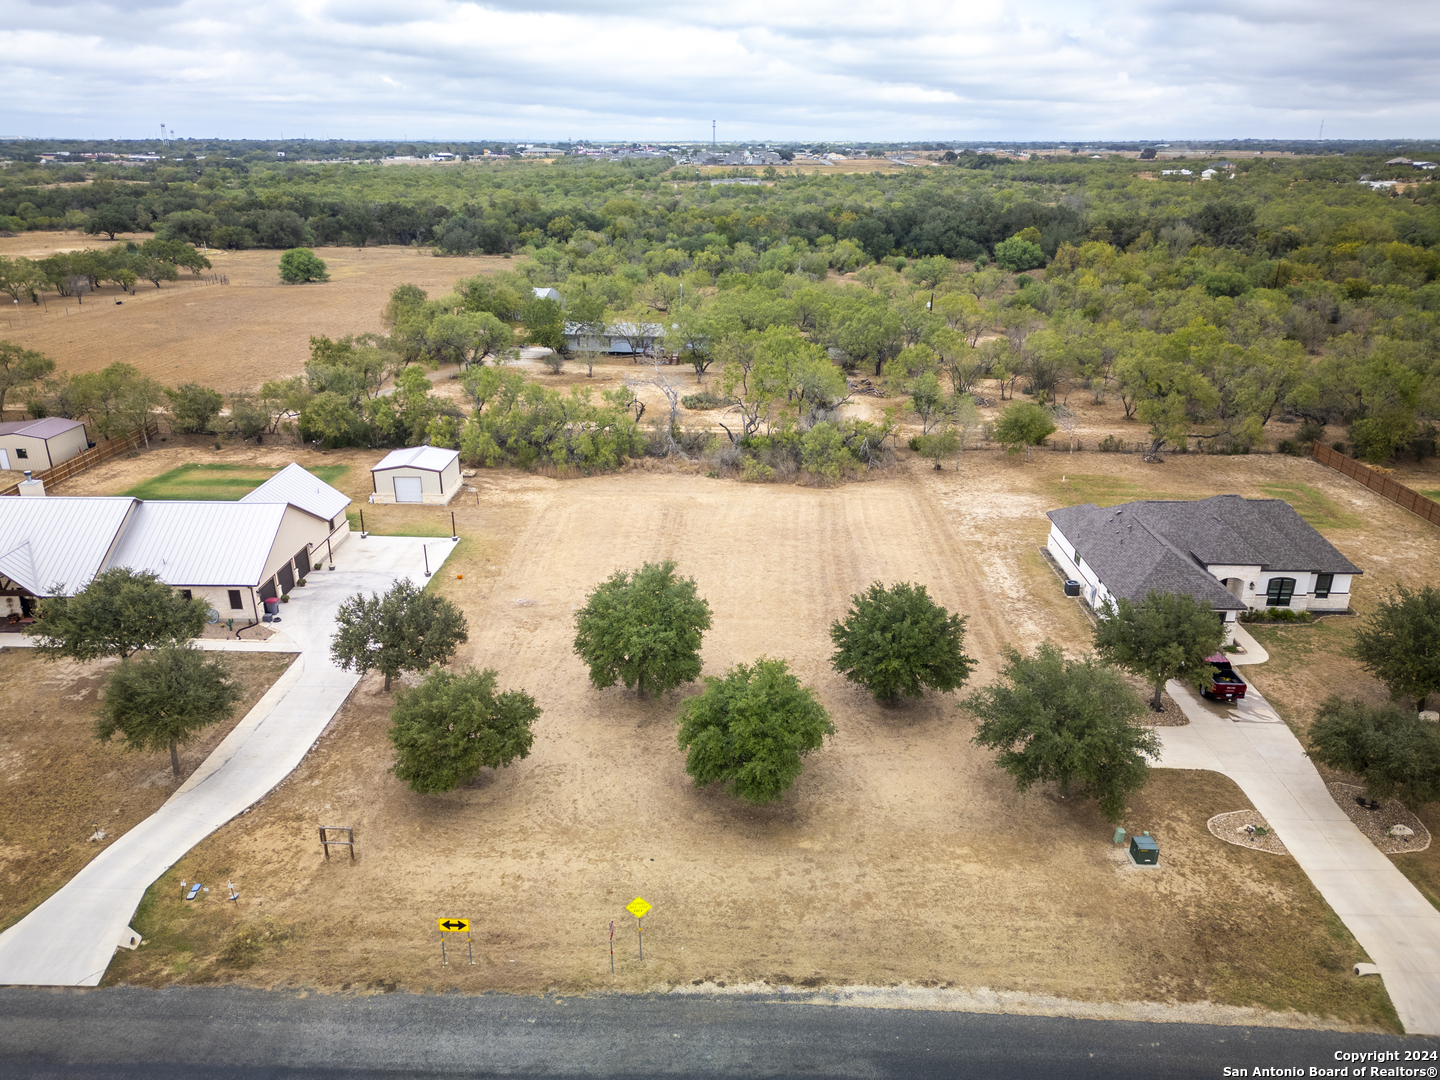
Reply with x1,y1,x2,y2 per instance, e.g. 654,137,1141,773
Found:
2,0,1437,142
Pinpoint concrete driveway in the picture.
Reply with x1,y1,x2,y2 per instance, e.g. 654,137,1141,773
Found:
0,535,457,987
1158,677,1440,1035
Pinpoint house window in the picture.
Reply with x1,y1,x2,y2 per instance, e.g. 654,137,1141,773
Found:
1314,573,1333,599
1265,578,1296,607
180,590,192,601
228,590,244,610
15,448,26,459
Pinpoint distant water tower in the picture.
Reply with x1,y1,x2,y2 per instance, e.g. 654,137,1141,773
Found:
712,120,716,148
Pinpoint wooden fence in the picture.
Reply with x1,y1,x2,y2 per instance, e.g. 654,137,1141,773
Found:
1312,440,1440,527
0,420,161,497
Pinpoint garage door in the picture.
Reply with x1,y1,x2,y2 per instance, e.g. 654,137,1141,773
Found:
394,476,424,503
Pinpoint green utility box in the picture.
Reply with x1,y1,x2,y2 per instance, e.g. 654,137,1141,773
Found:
1130,834,1159,865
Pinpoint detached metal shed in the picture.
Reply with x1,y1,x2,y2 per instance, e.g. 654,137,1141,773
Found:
0,418,90,472
370,447,462,506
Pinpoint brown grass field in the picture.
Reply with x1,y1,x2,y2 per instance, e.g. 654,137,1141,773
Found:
26,439,1429,1029
0,232,509,393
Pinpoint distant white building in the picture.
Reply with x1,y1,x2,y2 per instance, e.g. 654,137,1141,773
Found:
370,447,463,506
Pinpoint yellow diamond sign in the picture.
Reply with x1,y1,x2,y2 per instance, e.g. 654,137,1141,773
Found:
626,896,652,919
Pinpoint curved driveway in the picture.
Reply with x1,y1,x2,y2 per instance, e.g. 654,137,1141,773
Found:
0,535,456,987
1159,676,1440,1035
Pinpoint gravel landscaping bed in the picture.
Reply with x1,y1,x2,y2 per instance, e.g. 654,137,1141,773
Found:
1120,674,1189,726
1326,782,1431,855
1208,810,1290,855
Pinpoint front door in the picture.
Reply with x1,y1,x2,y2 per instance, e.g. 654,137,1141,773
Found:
394,476,424,503
0,449,9,471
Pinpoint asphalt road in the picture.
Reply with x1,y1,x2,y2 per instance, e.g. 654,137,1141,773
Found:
3,988,1439,1079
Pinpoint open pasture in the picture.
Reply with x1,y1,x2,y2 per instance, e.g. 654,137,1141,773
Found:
0,232,508,394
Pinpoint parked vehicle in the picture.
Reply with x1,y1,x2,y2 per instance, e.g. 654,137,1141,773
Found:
1201,654,1247,701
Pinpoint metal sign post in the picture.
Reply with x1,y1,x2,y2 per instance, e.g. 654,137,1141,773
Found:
609,920,614,974
625,897,651,961
437,918,471,967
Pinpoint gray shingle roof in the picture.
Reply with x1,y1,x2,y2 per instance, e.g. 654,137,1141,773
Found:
1047,495,1361,610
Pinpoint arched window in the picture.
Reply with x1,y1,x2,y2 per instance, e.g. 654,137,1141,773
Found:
1265,578,1296,607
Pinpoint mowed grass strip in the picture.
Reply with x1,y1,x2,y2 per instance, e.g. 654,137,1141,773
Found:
1258,483,1363,531
1048,473,1180,507
124,463,350,501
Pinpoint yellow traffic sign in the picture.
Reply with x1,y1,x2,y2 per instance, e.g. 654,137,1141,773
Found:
438,918,470,932
626,896,651,919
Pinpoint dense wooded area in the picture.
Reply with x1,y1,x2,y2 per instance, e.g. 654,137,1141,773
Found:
1,151,1437,472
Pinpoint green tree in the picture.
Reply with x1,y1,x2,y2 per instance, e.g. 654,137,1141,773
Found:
227,394,272,442
94,645,242,776
573,559,712,698
830,581,975,702
967,642,1158,822
992,402,1057,461
1093,590,1228,710
522,295,566,352
1350,585,1440,708
34,567,207,661
915,427,960,469
331,579,470,691
676,656,835,803
993,236,1045,272
388,666,541,794
1309,695,1440,812
278,247,330,284
164,383,224,433
0,341,55,416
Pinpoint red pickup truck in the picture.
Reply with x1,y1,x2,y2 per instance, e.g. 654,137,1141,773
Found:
1200,654,1247,701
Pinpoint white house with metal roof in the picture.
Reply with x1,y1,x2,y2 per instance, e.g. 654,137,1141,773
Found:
1046,495,1361,625
0,418,90,472
240,462,352,563
369,446,462,506
0,462,353,627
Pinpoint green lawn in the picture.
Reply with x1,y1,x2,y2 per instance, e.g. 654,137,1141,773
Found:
1257,482,1363,531
123,463,351,501
1047,473,1180,507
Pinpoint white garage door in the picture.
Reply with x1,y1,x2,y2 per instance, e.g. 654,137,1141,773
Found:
394,476,424,504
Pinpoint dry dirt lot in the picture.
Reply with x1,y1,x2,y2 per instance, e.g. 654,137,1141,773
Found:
0,650,295,933
76,444,1437,1029
0,232,509,393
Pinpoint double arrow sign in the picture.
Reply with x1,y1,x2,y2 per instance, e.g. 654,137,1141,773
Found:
438,918,470,932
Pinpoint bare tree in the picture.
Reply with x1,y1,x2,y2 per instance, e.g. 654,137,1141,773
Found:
1052,403,1078,454
631,361,683,457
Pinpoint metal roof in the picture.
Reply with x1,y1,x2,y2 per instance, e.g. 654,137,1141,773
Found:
240,462,351,521
104,501,290,587
371,446,460,473
0,497,136,595
0,417,86,439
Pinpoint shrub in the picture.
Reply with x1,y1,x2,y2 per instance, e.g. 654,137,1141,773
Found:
277,248,329,284
1097,434,1128,453
830,581,975,702
681,390,731,410
388,666,540,794
676,656,834,804
572,560,712,699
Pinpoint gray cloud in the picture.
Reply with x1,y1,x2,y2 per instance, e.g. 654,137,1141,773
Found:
0,0,1435,139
